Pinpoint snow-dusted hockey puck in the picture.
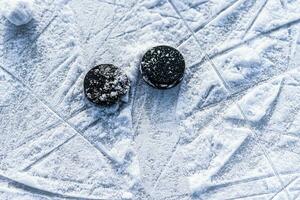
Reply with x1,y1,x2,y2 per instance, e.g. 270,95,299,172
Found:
84,64,130,106
3,0,34,26
140,45,185,89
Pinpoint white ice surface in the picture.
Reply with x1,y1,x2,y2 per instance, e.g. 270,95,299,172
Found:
0,0,300,199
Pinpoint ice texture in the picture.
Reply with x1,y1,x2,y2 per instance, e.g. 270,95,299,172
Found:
1,0,300,199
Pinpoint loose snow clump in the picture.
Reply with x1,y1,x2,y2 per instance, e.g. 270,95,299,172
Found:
1,0,34,26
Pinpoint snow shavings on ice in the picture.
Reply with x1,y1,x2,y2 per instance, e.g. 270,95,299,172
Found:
0,0,300,199
225,79,283,124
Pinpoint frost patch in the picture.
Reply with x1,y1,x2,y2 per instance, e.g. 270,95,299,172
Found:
225,79,283,123
185,128,250,195
221,46,270,89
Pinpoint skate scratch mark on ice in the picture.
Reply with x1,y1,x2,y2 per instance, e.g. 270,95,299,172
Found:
254,79,284,128
279,0,287,9
91,0,140,43
42,54,84,107
9,120,62,152
96,0,129,8
293,191,300,200
152,138,181,192
68,105,93,120
182,91,231,120
177,0,241,47
0,173,107,200
187,60,299,111
286,27,293,67
85,2,139,66
85,9,100,43
283,131,300,141
224,191,274,200
289,27,300,67
41,52,79,85
167,0,231,92
133,93,148,138
161,193,190,200
0,65,123,166
263,129,300,155
242,0,268,39
131,72,141,126
236,103,292,200
22,134,77,171
111,21,154,38
210,135,251,178
269,177,298,200
187,18,300,70
159,13,197,23
213,171,300,191
193,0,242,34
19,15,58,56
56,68,84,107
132,74,148,135
202,177,300,199
58,72,85,107
7,92,31,114
186,103,229,135
0,105,9,107
0,186,35,197
81,117,104,133
30,173,86,184
190,0,209,8
25,104,91,141
186,84,220,117
86,1,118,44
168,0,293,199
202,84,217,104
208,17,300,61
89,19,115,43
67,4,96,45
87,48,109,68
285,106,300,133
288,150,300,157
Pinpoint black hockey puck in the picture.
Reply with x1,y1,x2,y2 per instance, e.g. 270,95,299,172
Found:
140,45,185,89
84,64,130,106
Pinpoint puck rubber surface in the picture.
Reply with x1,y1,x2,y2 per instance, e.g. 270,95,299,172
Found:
140,45,185,89
84,64,130,106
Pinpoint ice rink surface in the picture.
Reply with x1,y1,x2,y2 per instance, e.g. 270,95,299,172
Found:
1,0,300,199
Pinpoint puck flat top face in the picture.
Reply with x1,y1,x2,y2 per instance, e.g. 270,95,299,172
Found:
84,64,130,106
140,45,185,89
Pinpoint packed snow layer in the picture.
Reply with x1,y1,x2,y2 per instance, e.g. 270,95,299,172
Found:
0,0,300,199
